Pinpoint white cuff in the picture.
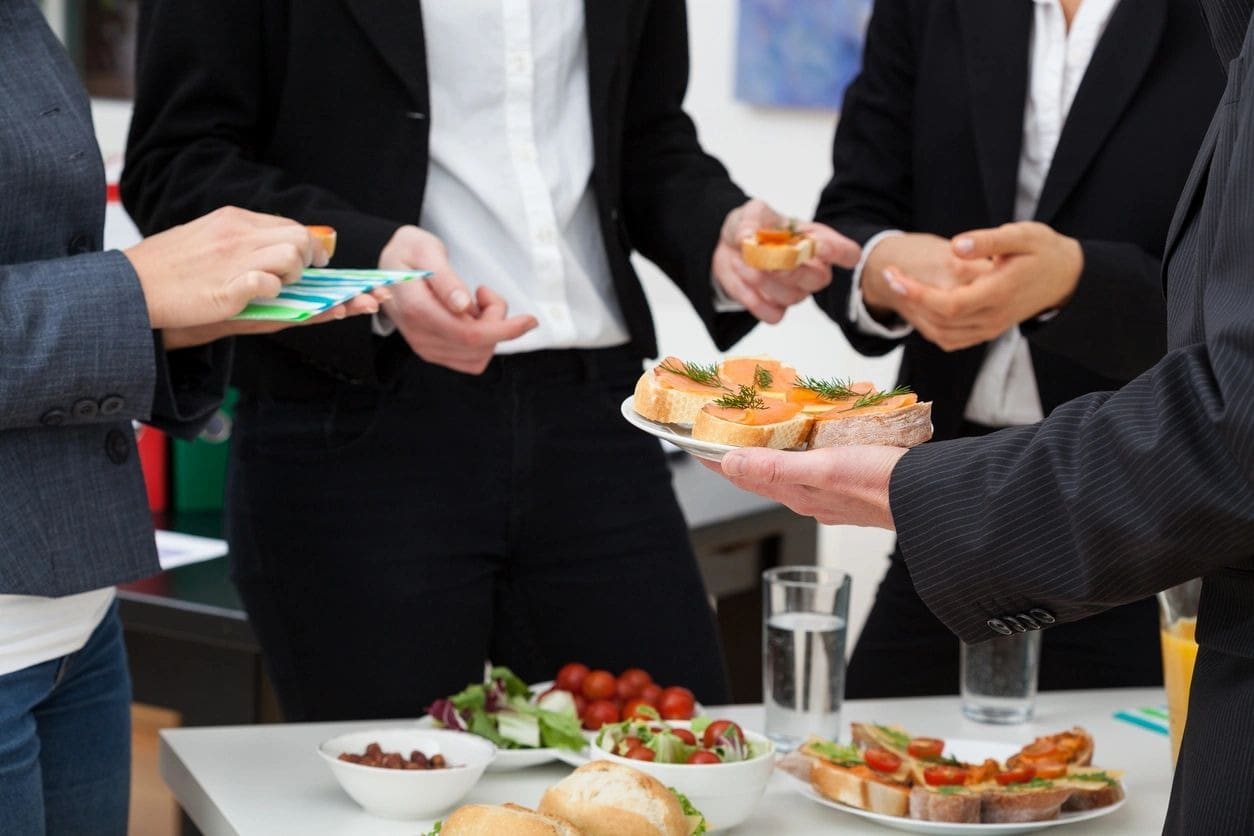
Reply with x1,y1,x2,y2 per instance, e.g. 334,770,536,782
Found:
848,229,912,338
712,275,747,313
372,310,397,337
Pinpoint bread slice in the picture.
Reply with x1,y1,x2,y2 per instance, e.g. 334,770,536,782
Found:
908,786,982,823
441,803,584,836
978,785,1073,824
808,400,932,448
1007,727,1095,771
632,357,727,426
538,761,688,836
810,759,910,818
691,405,812,449
741,235,815,270
1057,767,1126,811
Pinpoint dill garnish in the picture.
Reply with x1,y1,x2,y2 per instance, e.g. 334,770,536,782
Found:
713,384,767,411
754,365,773,389
659,360,724,389
795,375,860,402
846,385,913,411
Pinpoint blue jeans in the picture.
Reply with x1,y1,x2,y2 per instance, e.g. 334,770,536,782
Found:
0,602,131,836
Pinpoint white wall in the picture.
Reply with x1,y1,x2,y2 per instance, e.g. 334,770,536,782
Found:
88,0,898,648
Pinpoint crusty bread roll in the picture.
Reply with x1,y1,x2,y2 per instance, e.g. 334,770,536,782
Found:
741,235,815,271
810,759,910,817
907,787,981,823
538,762,689,836
808,401,933,448
440,803,583,836
692,408,812,449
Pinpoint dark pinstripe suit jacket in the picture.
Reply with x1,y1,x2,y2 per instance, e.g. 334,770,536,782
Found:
890,2,1254,830
0,0,228,597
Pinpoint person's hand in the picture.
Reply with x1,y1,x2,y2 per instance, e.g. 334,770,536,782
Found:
161,289,392,350
698,445,907,529
125,206,329,330
378,225,538,374
712,199,861,324
877,222,1083,352
860,232,995,319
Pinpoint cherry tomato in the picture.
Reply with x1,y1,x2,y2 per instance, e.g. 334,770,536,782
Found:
702,720,744,750
582,699,620,731
923,766,969,787
625,745,656,762
1034,762,1068,779
995,766,1037,786
617,736,644,756
622,699,656,721
908,738,946,760
640,683,663,707
687,750,722,765
616,679,639,702
672,728,697,746
572,693,588,718
581,670,617,701
619,668,652,692
556,663,590,694
865,747,903,774
658,686,696,720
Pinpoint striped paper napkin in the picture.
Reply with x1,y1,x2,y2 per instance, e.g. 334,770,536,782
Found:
232,268,430,322
1113,705,1170,736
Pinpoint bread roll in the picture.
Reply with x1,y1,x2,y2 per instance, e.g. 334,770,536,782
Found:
538,762,688,836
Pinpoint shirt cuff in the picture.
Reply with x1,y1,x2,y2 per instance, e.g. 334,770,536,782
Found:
372,311,397,337
712,275,747,313
848,229,913,338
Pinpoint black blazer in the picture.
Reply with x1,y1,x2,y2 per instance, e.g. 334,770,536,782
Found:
813,0,1224,440
891,2,1254,829
122,1,752,392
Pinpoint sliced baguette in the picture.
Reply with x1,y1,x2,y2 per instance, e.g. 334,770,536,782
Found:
978,785,1072,824
741,235,815,271
809,401,933,448
810,759,910,818
691,408,812,449
908,786,981,823
632,358,726,427
1057,767,1126,811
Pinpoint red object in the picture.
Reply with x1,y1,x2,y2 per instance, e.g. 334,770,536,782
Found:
923,766,970,787
556,663,590,694
582,700,620,731
658,686,696,720
865,748,904,773
136,426,169,512
687,751,721,765
580,670,617,701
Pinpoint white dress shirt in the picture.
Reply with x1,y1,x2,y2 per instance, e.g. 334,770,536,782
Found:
416,0,628,354
850,0,1121,426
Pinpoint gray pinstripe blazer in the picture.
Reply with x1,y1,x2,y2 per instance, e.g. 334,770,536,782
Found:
890,2,1254,831
0,1,228,597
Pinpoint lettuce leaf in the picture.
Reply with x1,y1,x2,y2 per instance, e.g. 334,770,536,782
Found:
669,788,708,835
808,740,863,767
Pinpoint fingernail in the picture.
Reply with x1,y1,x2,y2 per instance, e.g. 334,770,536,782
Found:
883,268,907,295
722,451,745,477
449,290,471,311
334,308,347,320
954,237,975,255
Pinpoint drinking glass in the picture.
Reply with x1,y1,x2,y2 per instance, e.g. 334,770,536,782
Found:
960,630,1041,724
762,566,851,752
1158,579,1202,764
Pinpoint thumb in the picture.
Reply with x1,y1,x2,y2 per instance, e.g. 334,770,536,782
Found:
222,270,282,314
805,223,862,270
427,264,475,315
721,447,795,483
951,223,1037,261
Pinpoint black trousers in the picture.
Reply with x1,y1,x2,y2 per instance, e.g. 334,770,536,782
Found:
225,346,729,721
846,422,1163,699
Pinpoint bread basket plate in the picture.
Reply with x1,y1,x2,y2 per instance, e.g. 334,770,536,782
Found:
784,739,1128,835
620,396,804,462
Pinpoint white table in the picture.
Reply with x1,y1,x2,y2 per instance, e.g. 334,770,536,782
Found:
161,688,1171,835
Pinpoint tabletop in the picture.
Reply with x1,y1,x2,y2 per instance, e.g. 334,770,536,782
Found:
160,687,1172,836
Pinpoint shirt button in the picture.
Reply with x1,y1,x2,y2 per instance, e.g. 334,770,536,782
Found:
515,143,537,163
72,399,99,420
535,226,556,245
105,429,131,465
68,234,92,254
507,52,530,75
1028,608,1057,625
41,408,68,427
1017,613,1041,630
99,395,125,416
1003,616,1026,633
987,618,1013,636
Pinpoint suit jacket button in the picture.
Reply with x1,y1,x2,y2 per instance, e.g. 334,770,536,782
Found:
68,234,92,254
105,429,130,465
1028,608,1057,624
1018,613,1041,630
100,395,125,416
41,408,67,427
1003,616,1026,632
72,399,99,420
987,618,1013,636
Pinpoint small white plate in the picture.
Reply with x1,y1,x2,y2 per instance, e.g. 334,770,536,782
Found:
620,397,803,462
786,739,1128,835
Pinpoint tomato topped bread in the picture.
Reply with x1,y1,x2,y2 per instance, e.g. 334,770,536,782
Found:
691,394,812,449
741,227,815,271
802,739,911,818
633,357,729,426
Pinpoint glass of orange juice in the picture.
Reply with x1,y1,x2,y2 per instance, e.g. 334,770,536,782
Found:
1157,579,1202,764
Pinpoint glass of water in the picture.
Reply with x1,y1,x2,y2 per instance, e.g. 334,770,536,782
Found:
762,566,851,752
960,631,1042,724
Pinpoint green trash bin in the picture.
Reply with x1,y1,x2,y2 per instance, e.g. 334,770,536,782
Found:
172,388,240,512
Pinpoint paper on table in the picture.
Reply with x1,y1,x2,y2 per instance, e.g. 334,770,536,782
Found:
231,268,430,322
155,530,228,571
1113,706,1170,736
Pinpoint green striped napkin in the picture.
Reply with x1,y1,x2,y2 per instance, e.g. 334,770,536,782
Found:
231,268,430,322
1113,705,1169,736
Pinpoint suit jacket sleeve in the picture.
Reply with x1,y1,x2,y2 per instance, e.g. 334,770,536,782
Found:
1021,239,1168,381
120,0,401,271
811,0,918,358
618,0,754,351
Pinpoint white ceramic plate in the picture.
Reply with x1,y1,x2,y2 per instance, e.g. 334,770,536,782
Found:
620,396,805,462
786,739,1128,835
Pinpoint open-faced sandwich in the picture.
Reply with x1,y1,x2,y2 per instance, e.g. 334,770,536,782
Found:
741,225,815,271
796,379,933,449
790,723,1123,825
717,356,797,400
690,385,813,450
633,357,730,426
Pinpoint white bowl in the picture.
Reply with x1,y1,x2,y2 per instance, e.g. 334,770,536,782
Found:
589,721,775,832
318,728,495,820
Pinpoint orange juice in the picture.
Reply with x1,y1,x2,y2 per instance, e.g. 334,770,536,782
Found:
1160,617,1199,763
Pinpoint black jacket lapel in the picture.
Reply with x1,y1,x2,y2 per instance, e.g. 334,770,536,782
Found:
1034,0,1167,223
956,0,1034,223
342,0,428,108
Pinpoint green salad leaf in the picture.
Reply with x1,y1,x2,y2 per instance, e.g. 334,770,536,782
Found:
670,787,709,835
422,821,442,836
808,740,863,767
1069,771,1119,786
873,725,911,750
689,716,713,735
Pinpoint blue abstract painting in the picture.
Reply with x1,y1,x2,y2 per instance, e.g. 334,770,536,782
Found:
735,0,872,110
